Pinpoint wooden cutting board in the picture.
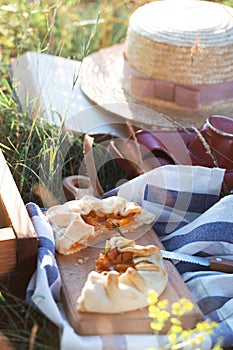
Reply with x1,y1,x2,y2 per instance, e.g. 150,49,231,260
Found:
57,229,203,335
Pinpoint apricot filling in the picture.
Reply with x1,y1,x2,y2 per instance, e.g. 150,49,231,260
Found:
95,247,134,273
81,211,135,232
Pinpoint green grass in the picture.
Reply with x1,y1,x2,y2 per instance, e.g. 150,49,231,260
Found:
0,286,59,350
0,0,136,205
0,0,233,349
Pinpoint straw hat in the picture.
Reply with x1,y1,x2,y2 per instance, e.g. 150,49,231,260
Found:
80,0,233,127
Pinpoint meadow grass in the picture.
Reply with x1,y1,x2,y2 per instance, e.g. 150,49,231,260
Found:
0,0,232,349
0,0,138,205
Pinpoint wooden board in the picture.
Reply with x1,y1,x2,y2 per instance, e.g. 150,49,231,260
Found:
57,229,203,336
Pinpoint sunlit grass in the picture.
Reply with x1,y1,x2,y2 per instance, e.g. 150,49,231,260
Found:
0,0,137,206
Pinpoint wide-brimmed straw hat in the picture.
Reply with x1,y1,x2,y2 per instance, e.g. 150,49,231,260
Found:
80,0,233,128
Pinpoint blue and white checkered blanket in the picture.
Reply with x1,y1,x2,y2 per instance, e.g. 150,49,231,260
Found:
26,165,233,349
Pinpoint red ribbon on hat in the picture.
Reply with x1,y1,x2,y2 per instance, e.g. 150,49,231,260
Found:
124,58,233,109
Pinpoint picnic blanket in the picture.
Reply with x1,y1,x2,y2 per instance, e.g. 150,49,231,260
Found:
26,165,233,349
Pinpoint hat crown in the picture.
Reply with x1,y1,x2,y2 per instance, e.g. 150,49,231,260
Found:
130,0,233,47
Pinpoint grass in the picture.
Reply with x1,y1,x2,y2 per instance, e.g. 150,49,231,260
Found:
0,0,233,349
0,287,59,350
0,0,138,206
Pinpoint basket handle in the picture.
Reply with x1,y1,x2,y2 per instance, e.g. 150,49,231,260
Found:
83,134,105,197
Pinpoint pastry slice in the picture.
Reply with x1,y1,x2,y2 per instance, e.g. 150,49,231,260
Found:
46,195,156,255
77,236,168,313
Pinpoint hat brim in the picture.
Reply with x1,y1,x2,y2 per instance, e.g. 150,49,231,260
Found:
80,44,233,128
80,44,185,129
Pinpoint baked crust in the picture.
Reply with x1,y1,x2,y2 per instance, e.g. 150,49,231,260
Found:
46,195,156,255
77,236,168,313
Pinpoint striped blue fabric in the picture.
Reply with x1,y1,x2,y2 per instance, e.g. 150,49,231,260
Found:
103,165,233,348
160,195,233,348
26,202,61,303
